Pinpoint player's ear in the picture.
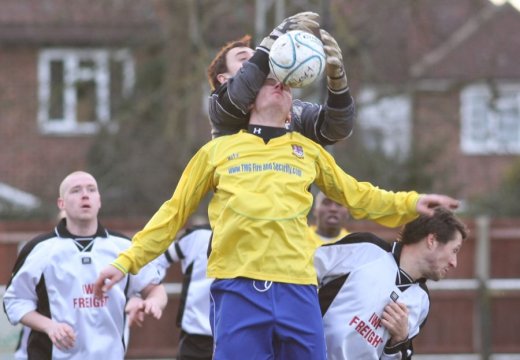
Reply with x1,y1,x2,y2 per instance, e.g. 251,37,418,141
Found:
57,197,65,211
216,73,229,85
426,233,437,249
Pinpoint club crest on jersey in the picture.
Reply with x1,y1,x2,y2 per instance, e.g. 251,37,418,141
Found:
291,144,304,159
82,257,92,265
390,291,399,302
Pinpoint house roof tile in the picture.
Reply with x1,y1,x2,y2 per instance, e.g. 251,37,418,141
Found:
0,0,162,45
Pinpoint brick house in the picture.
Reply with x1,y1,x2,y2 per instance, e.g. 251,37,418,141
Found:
334,0,520,205
2,0,518,214
0,0,161,213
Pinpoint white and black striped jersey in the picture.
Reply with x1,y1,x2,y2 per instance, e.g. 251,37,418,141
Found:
3,219,161,360
315,232,430,360
154,225,213,336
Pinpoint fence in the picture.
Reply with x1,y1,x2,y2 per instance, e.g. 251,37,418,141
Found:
1,216,519,359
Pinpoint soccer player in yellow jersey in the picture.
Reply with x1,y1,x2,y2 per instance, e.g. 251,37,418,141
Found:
95,77,459,360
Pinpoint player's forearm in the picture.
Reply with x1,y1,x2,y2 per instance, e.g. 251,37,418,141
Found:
226,54,268,114
316,154,420,227
350,188,420,228
114,205,184,274
318,90,355,143
20,311,54,334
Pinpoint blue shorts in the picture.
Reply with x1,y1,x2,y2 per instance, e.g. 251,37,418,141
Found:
209,278,326,360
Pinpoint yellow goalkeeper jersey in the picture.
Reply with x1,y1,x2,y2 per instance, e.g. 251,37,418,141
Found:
114,130,419,285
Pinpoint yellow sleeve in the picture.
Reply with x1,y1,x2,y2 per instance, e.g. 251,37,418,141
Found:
314,146,420,228
113,143,215,274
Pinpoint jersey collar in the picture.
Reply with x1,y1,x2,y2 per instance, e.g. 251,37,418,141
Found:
55,218,108,239
247,124,287,144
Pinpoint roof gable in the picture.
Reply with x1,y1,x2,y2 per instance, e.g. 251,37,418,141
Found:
411,2,520,79
0,0,162,45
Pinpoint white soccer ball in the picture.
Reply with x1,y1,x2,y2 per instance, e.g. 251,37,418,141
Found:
269,30,326,88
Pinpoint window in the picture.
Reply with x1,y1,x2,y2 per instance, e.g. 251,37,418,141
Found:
358,88,412,159
38,49,135,135
461,84,520,155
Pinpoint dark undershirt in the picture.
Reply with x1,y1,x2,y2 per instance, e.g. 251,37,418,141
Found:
248,124,287,144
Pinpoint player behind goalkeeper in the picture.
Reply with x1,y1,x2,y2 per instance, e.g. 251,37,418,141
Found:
207,12,355,146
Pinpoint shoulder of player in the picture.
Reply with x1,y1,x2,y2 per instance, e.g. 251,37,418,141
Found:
204,130,253,157
287,131,321,148
106,229,131,241
18,231,58,256
8,231,57,279
322,232,392,252
202,132,242,151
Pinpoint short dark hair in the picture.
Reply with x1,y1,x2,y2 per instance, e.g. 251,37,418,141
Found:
207,34,252,91
400,207,468,245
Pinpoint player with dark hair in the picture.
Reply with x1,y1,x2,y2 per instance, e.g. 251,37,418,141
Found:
315,207,468,359
3,171,167,359
207,12,355,145
95,75,459,359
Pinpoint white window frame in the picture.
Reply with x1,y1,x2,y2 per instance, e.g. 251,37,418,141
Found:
37,48,135,135
460,83,520,155
358,88,412,159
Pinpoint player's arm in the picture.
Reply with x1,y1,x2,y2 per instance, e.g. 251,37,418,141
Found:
209,12,320,138
208,58,265,137
292,29,354,145
2,239,71,342
314,148,459,227
20,311,76,350
95,143,215,296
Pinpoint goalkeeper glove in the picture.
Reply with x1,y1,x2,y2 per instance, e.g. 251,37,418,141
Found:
257,11,320,53
320,29,348,94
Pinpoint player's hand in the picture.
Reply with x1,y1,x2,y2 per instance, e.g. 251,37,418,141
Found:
416,194,460,216
125,297,163,327
141,298,164,320
258,12,320,52
46,321,76,350
93,264,125,298
320,29,348,94
125,297,146,327
381,301,409,345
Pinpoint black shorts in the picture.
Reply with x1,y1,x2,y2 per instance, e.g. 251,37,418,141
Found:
177,331,213,360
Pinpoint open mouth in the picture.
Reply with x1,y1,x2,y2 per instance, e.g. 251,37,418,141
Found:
326,215,339,223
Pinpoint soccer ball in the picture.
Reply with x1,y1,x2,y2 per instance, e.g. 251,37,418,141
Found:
269,30,326,88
